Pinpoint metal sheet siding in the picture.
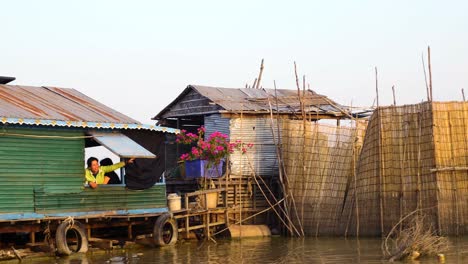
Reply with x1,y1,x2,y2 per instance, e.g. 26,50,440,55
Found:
34,185,167,213
229,117,280,177
0,127,84,213
204,114,230,139
90,131,156,158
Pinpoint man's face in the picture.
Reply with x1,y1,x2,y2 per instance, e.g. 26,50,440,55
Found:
90,160,100,174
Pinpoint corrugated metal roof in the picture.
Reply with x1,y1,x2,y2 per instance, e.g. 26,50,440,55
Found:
154,85,350,119
0,84,178,133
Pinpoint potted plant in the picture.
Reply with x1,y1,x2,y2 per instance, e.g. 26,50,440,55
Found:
178,127,252,178
177,127,253,208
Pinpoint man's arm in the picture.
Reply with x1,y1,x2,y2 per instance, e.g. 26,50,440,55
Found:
101,162,125,173
89,181,98,189
101,158,135,173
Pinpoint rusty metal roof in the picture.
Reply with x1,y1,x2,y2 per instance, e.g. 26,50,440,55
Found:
154,85,349,119
0,84,178,133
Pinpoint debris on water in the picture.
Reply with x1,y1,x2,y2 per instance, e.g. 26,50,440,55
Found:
437,253,445,263
108,256,127,263
410,251,420,260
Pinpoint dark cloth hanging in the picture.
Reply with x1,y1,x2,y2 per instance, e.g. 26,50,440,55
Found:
122,130,166,190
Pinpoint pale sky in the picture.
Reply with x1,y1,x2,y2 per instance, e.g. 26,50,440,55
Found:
2,0,467,123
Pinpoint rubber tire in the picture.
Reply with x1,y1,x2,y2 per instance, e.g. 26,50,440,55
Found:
55,220,88,256
153,213,178,246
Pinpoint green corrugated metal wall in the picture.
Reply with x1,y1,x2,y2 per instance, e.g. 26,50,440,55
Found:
34,185,167,213
0,127,84,213
0,126,167,215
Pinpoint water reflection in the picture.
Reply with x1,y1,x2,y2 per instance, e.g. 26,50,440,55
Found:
8,237,468,264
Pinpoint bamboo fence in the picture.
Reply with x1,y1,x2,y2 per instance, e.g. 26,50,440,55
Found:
281,119,367,236
340,101,468,236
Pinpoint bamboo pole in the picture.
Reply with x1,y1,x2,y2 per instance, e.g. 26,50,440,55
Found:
266,87,304,236
392,85,396,106
447,113,460,236
427,102,442,234
255,59,265,89
293,62,306,229
300,75,307,234
399,118,408,233
461,101,468,236
344,101,357,238
212,198,285,237
375,67,385,237
422,54,430,101
245,155,302,236
352,101,360,238
239,108,243,236
428,46,433,101
273,81,304,236
416,111,423,211
266,89,290,233
252,78,258,90
294,62,301,98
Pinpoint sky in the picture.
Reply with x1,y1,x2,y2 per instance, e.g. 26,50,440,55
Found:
2,0,468,124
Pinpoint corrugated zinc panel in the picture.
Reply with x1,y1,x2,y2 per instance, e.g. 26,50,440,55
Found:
0,127,84,213
0,85,139,123
204,114,231,139
229,117,280,177
90,131,156,158
0,85,179,132
34,185,167,213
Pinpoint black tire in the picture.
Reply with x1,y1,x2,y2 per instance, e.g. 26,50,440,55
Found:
153,213,178,246
55,220,88,256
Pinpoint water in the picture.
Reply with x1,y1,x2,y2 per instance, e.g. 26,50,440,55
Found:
7,237,468,264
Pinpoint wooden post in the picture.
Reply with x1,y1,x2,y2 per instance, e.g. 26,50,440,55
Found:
224,189,229,228
204,212,209,239
392,85,396,106
128,224,133,240
29,232,35,244
185,194,190,239
462,88,466,101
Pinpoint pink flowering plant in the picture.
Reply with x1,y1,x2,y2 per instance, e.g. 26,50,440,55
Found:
177,126,252,166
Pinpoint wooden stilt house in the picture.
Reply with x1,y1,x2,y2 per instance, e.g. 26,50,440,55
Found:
154,85,354,228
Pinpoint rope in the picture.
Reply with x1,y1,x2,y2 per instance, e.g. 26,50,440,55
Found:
43,221,55,253
63,216,75,228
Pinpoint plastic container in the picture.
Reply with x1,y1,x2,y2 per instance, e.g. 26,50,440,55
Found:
200,192,218,209
185,159,224,178
167,193,181,211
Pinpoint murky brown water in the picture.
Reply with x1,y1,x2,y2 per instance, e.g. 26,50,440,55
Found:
6,237,468,264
